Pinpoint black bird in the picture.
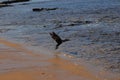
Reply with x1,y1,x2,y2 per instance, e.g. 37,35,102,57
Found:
49,32,69,49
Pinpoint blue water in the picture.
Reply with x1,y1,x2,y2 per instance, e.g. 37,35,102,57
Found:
43,0,120,11
1,0,120,10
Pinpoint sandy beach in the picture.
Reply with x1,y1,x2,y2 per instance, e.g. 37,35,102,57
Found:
0,38,119,80
0,0,120,80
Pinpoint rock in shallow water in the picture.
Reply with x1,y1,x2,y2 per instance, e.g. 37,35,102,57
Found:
32,8,58,12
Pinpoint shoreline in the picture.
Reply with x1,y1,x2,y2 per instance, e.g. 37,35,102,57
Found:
0,0,120,79
0,38,119,80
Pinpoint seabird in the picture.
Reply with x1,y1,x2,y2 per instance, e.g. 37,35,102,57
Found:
49,32,69,49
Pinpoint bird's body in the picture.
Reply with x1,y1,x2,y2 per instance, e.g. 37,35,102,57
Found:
49,32,69,49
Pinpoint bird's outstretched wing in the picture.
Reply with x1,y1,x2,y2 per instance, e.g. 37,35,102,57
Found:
49,32,69,49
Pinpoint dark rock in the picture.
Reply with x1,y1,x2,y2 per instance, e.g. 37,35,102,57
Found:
32,8,58,12
73,20,93,24
32,8,44,12
0,0,30,4
45,8,58,11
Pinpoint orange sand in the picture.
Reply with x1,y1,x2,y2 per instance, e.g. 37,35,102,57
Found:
0,38,119,80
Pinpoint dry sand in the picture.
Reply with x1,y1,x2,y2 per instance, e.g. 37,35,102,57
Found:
0,38,119,80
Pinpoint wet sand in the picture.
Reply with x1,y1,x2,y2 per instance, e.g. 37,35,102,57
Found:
0,38,119,80
0,38,101,80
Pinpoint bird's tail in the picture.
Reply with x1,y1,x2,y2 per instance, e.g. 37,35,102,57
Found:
62,39,70,42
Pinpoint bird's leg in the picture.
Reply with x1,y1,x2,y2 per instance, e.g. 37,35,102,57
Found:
55,43,61,49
